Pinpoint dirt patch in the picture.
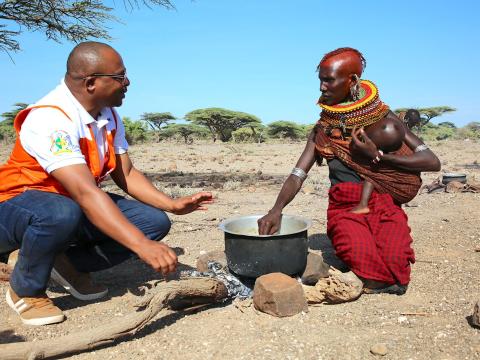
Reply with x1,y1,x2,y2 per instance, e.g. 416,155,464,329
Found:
1,140,480,359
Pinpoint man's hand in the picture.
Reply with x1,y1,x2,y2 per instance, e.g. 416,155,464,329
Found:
258,210,282,235
135,240,178,275
170,191,214,215
350,126,379,160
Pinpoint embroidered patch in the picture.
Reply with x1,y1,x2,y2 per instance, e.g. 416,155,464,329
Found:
49,130,76,155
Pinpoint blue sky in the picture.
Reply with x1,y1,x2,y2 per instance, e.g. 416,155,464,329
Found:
1,0,479,126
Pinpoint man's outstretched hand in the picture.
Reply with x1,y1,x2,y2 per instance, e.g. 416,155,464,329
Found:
170,191,214,215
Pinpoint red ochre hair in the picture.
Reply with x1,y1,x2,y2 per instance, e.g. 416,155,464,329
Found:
316,47,366,73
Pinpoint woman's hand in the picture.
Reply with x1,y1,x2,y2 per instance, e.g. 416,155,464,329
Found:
258,210,282,235
350,126,379,160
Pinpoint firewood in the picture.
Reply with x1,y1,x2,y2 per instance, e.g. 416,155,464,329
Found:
0,277,228,360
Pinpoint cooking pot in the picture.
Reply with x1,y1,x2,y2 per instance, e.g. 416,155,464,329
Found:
218,214,311,278
442,172,467,185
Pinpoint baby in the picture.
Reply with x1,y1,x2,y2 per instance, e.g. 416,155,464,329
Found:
350,117,406,214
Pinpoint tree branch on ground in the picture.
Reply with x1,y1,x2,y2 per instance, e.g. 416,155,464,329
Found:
0,278,228,360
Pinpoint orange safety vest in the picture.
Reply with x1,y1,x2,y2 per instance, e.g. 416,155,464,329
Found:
0,105,117,203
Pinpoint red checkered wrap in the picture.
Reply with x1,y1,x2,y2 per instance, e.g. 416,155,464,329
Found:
327,182,415,285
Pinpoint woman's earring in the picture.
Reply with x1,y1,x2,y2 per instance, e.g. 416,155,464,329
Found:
350,75,361,101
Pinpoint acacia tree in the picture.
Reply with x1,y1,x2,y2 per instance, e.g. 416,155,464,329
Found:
0,102,28,142
140,112,176,141
161,123,209,143
1,102,28,124
395,106,456,133
267,121,304,140
0,0,175,54
185,107,262,142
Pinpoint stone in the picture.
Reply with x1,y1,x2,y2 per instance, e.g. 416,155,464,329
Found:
472,301,480,327
370,343,388,356
446,180,465,193
196,250,227,272
302,184,315,194
168,162,177,172
305,268,363,304
253,272,308,317
301,252,330,285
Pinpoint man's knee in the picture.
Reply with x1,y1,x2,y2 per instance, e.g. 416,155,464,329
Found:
34,196,82,246
151,210,171,241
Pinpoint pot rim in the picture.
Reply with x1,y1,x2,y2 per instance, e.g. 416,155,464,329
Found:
218,213,312,238
442,172,467,178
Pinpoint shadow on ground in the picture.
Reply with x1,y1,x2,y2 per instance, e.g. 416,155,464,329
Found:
308,233,349,272
0,329,26,344
50,247,197,311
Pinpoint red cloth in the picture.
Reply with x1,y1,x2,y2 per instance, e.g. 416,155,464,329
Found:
327,182,415,285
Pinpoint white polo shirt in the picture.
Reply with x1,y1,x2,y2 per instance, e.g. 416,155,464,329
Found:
19,79,129,174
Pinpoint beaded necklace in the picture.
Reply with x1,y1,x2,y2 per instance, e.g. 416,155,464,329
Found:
318,80,389,136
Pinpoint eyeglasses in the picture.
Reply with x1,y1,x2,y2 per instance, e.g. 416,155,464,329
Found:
80,71,128,85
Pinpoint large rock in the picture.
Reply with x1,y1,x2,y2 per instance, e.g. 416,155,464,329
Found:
472,301,480,327
303,268,363,304
253,273,308,317
301,252,330,285
196,250,227,272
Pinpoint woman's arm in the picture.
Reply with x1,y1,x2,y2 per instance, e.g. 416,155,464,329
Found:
258,131,318,235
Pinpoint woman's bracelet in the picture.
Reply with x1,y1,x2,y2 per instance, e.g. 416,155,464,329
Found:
291,167,308,181
372,149,384,164
414,144,429,152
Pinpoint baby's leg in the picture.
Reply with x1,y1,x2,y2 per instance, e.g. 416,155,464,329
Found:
350,181,374,214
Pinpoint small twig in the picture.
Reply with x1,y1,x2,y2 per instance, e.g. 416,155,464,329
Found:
400,312,431,316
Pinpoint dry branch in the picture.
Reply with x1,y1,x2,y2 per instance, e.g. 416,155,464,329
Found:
0,277,228,360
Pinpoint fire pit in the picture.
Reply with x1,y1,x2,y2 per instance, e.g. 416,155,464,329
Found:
218,214,311,278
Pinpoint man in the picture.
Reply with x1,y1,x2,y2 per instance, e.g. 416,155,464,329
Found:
402,109,422,130
258,47,440,294
0,41,213,326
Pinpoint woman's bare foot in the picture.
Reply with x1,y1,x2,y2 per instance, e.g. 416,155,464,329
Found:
350,204,370,214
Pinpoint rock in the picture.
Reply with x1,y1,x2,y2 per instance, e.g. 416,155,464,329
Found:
446,180,465,193
305,268,363,304
472,301,480,327
168,162,177,172
253,273,308,317
212,182,223,189
302,184,315,194
196,250,227,272
370,343,388,356
301,252,330,285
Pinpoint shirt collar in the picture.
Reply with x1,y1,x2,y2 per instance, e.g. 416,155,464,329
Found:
60,78,109,129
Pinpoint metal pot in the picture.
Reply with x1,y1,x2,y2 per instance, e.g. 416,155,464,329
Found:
442,173,467,185
218,214,311,278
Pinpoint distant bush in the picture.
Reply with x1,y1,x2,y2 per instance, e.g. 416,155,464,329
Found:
123,117,149,144
267,121,304,141
232,125,267,143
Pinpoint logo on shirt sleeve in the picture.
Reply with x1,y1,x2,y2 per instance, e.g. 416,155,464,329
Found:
49,130,77,155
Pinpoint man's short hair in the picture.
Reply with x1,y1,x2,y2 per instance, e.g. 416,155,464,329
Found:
66,41,115,77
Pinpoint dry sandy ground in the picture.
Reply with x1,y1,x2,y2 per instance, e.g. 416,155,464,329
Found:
1,140,480,360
